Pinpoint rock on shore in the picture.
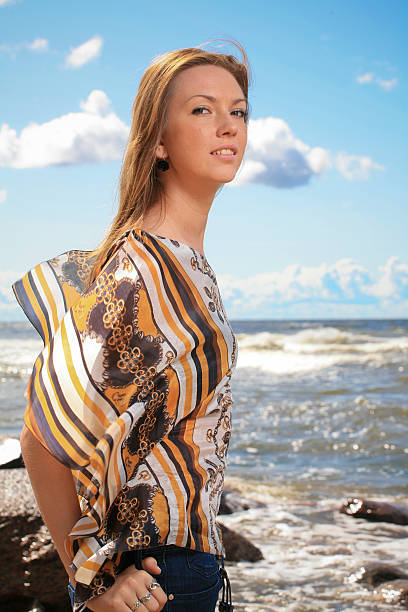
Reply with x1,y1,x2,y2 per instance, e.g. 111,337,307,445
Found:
340,498,408,525
0,466,263,610
218,522,264,562
348,560,408,607
349,562,408,587
219,488,266,515
374,580,408,606
0,468,71,611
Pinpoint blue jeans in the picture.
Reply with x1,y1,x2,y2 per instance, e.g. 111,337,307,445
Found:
68,544,224,611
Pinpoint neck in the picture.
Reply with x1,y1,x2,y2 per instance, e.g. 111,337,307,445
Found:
141,180,219,257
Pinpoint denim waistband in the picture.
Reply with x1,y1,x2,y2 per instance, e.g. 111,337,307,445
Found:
131,544,225,569
132,544,188,558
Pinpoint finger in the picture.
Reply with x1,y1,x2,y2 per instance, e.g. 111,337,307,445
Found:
141,556,162,574
125,595,151,612
131,591,158,611
124,584,160,612
139,559,167,608
126,572,167,609
120,564,153,580
140,574,167,610
145,580,167,610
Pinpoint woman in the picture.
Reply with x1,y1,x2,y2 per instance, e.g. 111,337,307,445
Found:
13,40,250,612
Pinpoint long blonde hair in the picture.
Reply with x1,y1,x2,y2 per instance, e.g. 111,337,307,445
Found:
85,38,251,288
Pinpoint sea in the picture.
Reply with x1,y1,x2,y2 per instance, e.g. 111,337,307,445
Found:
1,319,407,611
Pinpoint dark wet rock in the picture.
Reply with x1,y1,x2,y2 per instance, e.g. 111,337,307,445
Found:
0,468,261,610
0,469,71,611
349,562,408,587
218,522,264,562
219,488,266,515
0,594,47,611
374,580,408,605
340,498,408,525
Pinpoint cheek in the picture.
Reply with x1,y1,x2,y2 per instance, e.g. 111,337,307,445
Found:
241,130,248,156
168,123,211,160
241,126,248,147
235,128,247,162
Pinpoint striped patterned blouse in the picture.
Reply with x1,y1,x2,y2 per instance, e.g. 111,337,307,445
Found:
12,227,237,609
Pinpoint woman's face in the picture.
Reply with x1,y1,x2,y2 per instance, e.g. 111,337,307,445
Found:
158,64,248,187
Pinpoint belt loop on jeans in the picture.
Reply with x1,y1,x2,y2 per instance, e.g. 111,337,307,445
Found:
218,555,234,611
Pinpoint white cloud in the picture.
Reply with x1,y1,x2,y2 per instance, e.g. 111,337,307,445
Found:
335,152,385,181
306,146,332,174
356,72,374,84
0,37,49,57
216,256,408,317
356,71,398,90
376,77,398,91
65,35,103,69
26,37,49,52
0,0,19,5
0,42,21,58
232,117,332,189
231,117,381,188
0,189,7,203
79,89,111,116
0,90,129,168
365,257,408,299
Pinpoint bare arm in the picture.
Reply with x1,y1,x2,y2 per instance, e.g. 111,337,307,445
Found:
20,424,81,587
20,425,168,611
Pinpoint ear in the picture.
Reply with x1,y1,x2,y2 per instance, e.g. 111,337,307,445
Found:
155,144,168,160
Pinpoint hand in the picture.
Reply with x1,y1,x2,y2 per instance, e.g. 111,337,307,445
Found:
86,556,168,611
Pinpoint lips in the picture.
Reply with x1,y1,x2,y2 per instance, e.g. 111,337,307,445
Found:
210,145,237,155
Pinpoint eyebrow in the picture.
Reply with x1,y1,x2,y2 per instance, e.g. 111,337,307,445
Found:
186,94,247,106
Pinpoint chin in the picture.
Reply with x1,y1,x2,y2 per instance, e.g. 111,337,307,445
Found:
221,174,238,184
211,170,239,184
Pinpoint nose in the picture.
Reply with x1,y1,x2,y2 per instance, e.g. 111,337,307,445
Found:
216,111,238,137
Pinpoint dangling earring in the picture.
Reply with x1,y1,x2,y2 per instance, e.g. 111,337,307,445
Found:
157,157,169,171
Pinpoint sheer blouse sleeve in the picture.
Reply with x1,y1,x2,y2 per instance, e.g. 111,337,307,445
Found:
12,237,175,587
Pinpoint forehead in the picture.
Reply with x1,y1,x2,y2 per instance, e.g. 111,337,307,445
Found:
169,64,245,101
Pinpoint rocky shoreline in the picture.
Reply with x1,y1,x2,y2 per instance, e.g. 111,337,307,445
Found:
0,435,264,611
2,435,408,610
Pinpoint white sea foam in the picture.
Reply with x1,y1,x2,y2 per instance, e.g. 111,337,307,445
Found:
221,478,408,610
237,327,408,353
236,347,387,373
235,326,408,373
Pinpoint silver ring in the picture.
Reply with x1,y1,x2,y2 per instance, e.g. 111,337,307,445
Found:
140,591,152,603
132,600,142,610
148,581,160,591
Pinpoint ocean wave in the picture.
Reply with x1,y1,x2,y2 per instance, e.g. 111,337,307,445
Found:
1,326,407,378
235,327,408,373
237,326,408,352
235,348,404,373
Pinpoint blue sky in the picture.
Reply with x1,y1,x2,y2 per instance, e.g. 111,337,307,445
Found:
1,0,407,320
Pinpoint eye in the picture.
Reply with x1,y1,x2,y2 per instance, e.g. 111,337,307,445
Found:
192,106,210,115
233,109,249,121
